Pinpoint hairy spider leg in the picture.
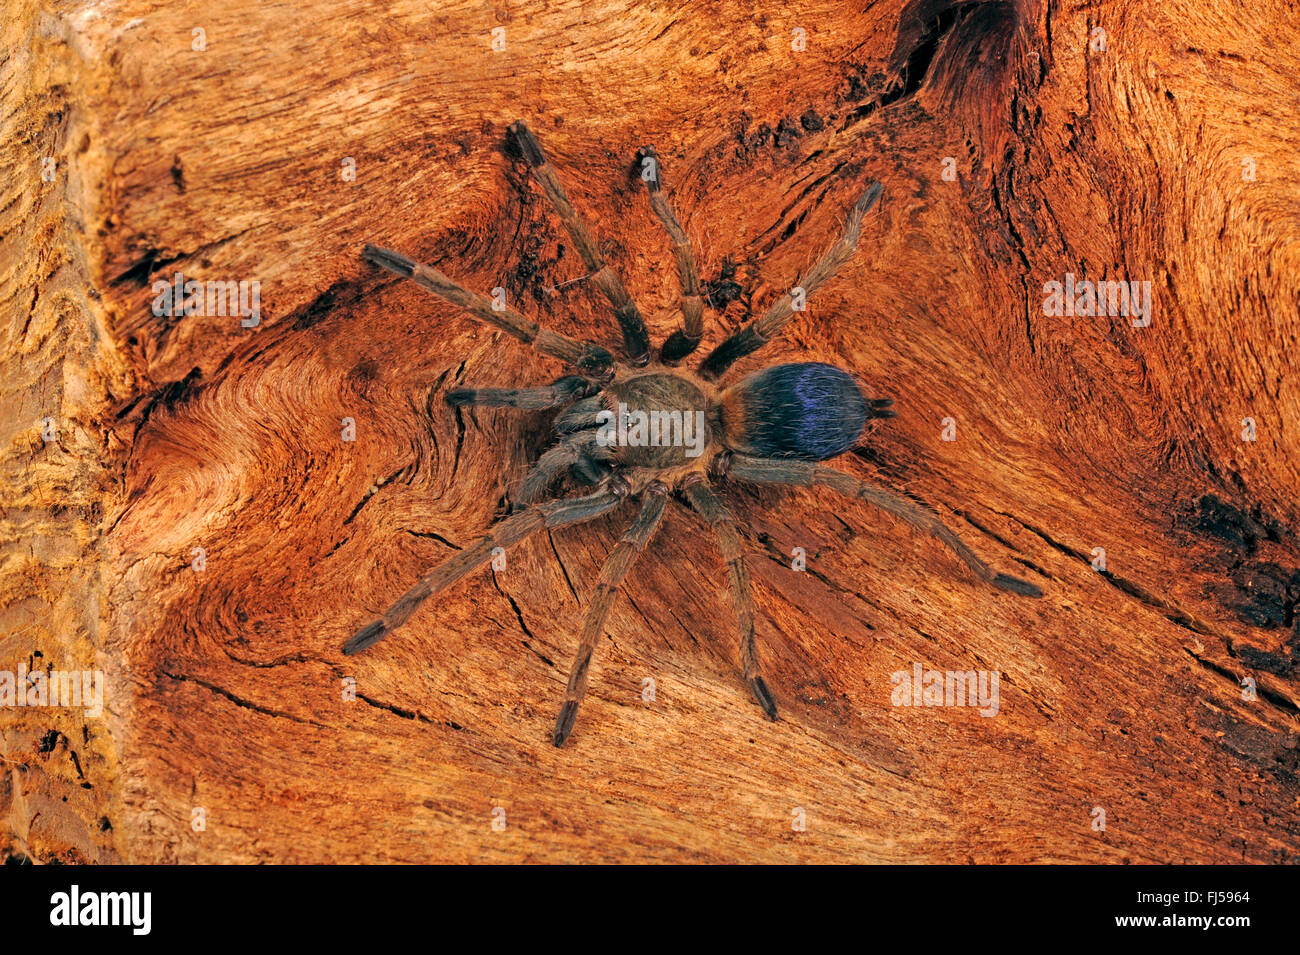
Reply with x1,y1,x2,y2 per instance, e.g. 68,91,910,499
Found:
342,484,628,655
697,180,884,382
362,244,614,380
515,432,611,507
726,454,1044,597
638,145,704,365
554,395,605,435
570,454,612,486
446,375,597,410
682,478,780,722
553,486,669,747
510,120,652,366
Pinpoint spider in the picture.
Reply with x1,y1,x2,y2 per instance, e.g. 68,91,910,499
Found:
345,120,1043,747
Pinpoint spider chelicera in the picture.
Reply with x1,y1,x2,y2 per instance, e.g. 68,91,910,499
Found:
344,120,1043,747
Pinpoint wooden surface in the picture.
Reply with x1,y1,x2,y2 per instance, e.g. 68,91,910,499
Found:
2,0,1298,863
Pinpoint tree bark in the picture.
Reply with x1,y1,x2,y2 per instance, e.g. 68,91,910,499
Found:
2,0,1297,863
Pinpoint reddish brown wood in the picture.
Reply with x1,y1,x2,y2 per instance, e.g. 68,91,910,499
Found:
2,0,1297,863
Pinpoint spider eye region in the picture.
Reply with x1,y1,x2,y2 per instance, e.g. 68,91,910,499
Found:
721,362,872,461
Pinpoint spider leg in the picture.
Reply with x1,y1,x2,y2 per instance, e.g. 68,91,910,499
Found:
362,244,614,380
725,454,1044,597
515,433,612,507
342,483,628,655
681,477,779,722
697,181,883,382
446,375,596,410
555,395,606,435
570,452,612,486
638,145,704,365
511,120,652,366
554,485,669,746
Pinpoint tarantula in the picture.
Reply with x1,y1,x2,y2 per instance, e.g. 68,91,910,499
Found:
344,120,1043,747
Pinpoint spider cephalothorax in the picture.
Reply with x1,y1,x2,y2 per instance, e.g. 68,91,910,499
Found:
345,120,1042,747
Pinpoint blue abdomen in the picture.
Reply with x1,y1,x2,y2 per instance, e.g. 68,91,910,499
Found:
721,363,870,461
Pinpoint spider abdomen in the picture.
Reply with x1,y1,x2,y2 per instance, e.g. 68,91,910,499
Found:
720,362,872,461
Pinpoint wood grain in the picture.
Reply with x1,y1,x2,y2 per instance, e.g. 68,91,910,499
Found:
2,0,1298,863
